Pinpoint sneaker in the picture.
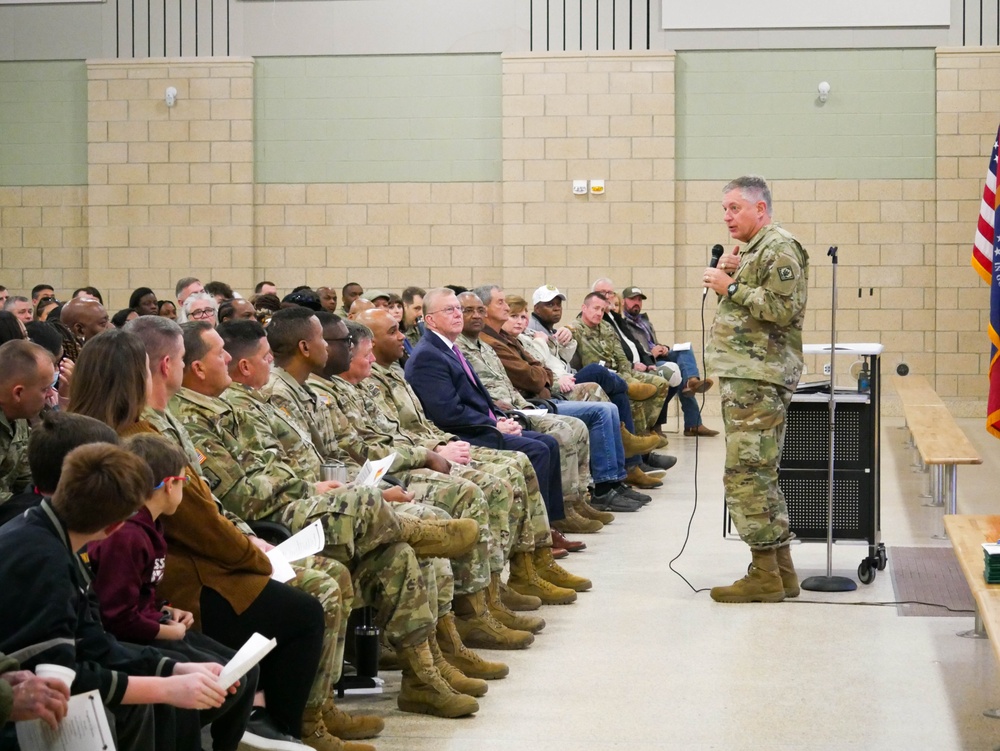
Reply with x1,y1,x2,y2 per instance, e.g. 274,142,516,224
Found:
241,709,305,750
590,487,642,512
618,485,651,504
644,453,677,471
637,462,667,478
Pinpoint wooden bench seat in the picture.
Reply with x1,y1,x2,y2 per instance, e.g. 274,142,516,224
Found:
944,515,1000,659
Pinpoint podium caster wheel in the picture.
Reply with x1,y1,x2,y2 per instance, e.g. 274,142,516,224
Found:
858,560,876,585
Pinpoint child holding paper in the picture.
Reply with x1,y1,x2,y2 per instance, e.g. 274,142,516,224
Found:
89,434,269,751
0,441,250,751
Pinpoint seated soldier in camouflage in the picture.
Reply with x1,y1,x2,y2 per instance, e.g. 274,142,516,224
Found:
566,293,671,451
127,316,478,722
357,308,589,612
217,319,510,684
292,310,539,650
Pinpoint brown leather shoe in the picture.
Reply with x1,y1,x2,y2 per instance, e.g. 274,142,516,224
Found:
551,546,569,559
681,377,714,396
624,465,663,489
550,527,586,552
684,424,720,437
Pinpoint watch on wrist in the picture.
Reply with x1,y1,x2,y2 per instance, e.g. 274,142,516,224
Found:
726,282,739,297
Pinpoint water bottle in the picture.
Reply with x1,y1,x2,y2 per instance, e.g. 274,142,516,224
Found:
857,360,870,394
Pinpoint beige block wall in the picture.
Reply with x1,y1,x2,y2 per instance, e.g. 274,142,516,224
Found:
253,182,502,293
86,57,254,308
500,53,676,332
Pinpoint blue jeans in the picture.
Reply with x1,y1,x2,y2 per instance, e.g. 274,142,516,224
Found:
658,349,702,430
572,363,641,468
553,400,626,484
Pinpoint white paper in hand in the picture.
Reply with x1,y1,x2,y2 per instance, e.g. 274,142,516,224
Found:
355,453,396,487
217,632,277,689
16,690,115,751
672,342,692,351
266,521,326,582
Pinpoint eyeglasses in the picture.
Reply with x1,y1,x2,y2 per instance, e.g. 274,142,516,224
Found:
324,335,354,347
189,308,216,320
154,475,189,490
427,305,462,316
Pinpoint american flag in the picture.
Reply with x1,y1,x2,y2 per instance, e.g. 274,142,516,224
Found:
971,123,1000,438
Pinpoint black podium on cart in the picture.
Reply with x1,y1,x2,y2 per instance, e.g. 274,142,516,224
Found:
780,343,885,584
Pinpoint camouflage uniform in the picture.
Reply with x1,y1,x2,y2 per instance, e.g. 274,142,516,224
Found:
705,222,809,549
228,378,437,648
306,373,491,596
0,412,31,506
566,317,669,434
141,405,350,708
457,333,593,503
370,362,551,552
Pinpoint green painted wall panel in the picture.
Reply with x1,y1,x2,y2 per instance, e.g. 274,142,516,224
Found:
0,61,87,186
676,49,935,180
255,53,502,184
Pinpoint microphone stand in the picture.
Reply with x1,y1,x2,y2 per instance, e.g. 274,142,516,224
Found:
801,246,857,592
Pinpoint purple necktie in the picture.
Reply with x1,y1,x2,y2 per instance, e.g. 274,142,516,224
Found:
453,345,496,421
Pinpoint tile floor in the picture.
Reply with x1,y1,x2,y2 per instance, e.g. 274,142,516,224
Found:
338,413,1000,750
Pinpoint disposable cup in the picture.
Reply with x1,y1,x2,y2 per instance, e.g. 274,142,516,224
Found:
35,663,75,689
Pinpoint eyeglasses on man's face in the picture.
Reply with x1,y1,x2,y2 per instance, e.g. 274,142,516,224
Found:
189,308,215,320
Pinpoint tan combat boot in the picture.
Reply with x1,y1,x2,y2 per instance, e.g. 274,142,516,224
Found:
507,551,577,605
377,632,401,671
321,697,384,741
397,639,479,718
427,629,488,697
436,612,509,680
620,422,661,458
624,465,663,490
627,381,658,400
576,494,615,525
486,572,545,634
775,544,800,598
650,429,670,449
710,548,785,603
301,705,375,751
499,578,542,611
396,514,479,558
533,547,592,592
551,503,603,534
453,589,534,649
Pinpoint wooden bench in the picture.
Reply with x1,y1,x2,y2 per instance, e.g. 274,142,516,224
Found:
892,375,982,530
944,515,1000,651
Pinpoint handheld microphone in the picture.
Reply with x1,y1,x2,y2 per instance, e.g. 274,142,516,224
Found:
703,244,725,298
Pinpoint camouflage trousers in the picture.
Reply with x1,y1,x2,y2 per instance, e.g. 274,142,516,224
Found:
396,468,491,596
627,371,669,434
352,540,435,649
470,447,551,553
290,555,352,708
527,413,592,502
393,501,456,619
566,381,610,403
270,485,402,563
719,377,793,549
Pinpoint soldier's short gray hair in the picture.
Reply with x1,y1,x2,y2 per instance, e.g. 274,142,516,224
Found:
724,175,772,214
471,285,501,308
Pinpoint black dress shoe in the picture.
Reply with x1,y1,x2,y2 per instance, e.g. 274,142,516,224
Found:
590,487,642,512
619,485,651,504
644,453,677,471
243,708,304,750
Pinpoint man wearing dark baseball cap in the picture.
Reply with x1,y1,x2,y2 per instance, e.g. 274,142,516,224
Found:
620,286,718,437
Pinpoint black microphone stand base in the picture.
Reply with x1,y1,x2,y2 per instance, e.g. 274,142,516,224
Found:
800,574,857,592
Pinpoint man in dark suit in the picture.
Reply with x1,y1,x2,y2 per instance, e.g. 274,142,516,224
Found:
405,288,589,603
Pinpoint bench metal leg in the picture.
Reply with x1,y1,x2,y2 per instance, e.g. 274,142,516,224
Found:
919,459,936,505
959,605,989,639
932,466,952,539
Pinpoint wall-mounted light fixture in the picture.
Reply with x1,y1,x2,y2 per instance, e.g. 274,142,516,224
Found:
165,86,178,107
817,81,831,104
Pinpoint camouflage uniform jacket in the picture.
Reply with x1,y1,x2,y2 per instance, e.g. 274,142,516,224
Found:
456,333,532,410
170,386,317,520
706,222,809,389
223,382,326,483
565,318,635,380
306,374,431,474
263,367,349,467
141,405,255,536
0,411,31,506
369,362,455,450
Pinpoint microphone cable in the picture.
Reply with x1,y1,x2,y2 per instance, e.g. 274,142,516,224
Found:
667,270,714,594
